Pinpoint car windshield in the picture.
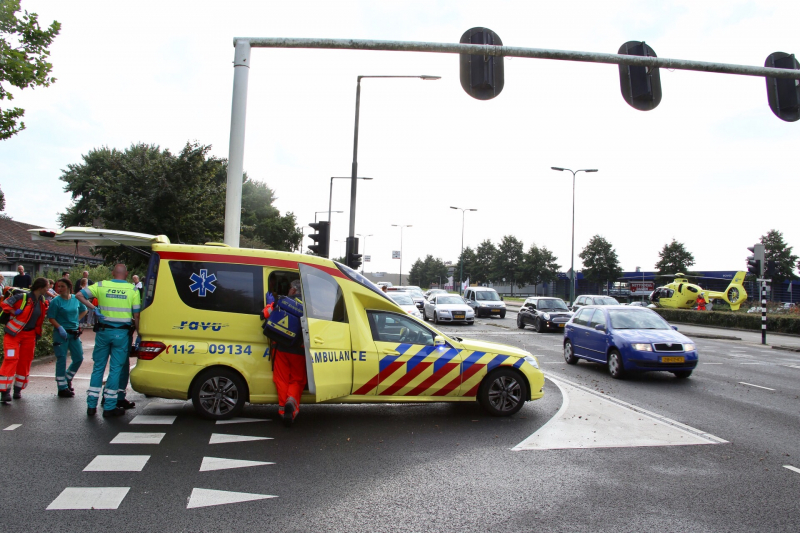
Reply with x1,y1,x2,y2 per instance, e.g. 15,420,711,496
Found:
437,296,465,305
409,290,425,298
335,261,392,303
388,293,414,305
475,291,500,301
536,299,569,310
608,309,670,330
595,297,620,305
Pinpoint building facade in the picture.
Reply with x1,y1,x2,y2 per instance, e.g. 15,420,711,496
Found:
0,219,103,275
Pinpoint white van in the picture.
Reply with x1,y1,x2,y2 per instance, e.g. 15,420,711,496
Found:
463,287,506,318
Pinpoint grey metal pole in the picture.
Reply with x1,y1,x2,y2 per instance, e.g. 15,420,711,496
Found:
399,226,403,286
328,177,334,241
223,40,251,247
348,79,362,240
570,170,576,304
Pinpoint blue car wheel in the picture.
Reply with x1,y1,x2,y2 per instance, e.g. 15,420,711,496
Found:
564,340,578,365
608,349,625,380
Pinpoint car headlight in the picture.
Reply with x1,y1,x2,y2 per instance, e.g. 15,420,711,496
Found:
466,310,474,316
541,312,551,320
477,302,486,307
683,343,695,352
631,343,653,351
438,310,451,316
523,355,540,369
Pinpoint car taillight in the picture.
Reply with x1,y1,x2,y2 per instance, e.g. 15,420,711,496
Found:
136,341,166,360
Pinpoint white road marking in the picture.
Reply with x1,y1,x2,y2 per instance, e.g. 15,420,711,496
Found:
84,455,150,472
738,382,775,391
703,363,723,365
110,432,166,445
3,424,21,431
143,402,188,411
199,457,274,471
739,362,763,365
47,487,130,510
129,415,177,425
783,465,800,475
216,417,271,425
186,488,277,509
209,433,273,445
513,375,726,451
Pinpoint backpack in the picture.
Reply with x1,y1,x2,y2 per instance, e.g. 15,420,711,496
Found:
0,288,30,326
262,296,304,351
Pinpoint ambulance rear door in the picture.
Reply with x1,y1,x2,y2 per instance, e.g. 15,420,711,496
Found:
299,263,353,402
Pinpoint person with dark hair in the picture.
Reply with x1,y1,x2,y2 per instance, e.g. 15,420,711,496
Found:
0,277,49,403
47,278,87,398
46,279,57,301
12,265,31,289
61,272,70,279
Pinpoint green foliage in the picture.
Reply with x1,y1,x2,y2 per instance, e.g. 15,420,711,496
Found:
0,0,61,140
760,229,799,287
454,246,476,284
652,307,800,335
42,264,116,284
579,235,623,290
522,244,561,289
655,239,695,275
491,235,524,293
58,142,302,270
407,255,448,288
473,240,496,285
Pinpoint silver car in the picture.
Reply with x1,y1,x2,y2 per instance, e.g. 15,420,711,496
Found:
423,294,475,325
387,291,423,319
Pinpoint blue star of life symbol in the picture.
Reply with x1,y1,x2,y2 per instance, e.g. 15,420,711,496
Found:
189,269,217,297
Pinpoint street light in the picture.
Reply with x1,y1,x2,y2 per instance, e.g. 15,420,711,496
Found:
356,233,373,274
391,224,412,286
348,75,441,243
551,166,598,304
333,239,345,259
315,210,342,223
331,177,372,234
451,206,477,294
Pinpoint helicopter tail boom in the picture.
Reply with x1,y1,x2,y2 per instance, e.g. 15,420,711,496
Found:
705,271,747,310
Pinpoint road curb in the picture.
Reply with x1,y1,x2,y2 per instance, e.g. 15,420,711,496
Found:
31,355,56,366
771,345,800,353
687,333,742,341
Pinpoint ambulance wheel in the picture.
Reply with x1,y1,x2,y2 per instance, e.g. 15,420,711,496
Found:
478,368,528,417
192,367,247,420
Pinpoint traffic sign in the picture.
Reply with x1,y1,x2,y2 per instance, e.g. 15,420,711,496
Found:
365,255,371,262
392,251,401,259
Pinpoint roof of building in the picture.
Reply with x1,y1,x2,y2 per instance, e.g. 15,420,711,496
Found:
0,218,98,259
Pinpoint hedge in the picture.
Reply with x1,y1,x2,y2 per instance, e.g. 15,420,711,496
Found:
0,322,55,364
652,308,800,335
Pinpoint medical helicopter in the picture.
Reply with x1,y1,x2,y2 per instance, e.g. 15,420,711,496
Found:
646,271,747,310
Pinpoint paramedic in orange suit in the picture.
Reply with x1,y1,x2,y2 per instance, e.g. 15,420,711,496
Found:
270,280,307,427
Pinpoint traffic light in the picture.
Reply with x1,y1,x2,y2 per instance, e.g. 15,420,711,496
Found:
765,52,800,122
618,41,662,111
308,221,330,258
765,259,778,280
459,27,504,100
747,244,765,278
346,236,361,271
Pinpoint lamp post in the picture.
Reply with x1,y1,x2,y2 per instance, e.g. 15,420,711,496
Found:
391,224,412,286
331,177,371,234
348,75,440,242
450,206,477,294
316,210,342,223
551,167,598,304
356,233,373,274
333,239,345,259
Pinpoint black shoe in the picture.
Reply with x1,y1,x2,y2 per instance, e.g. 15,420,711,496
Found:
283,399,297,427
67,380,74,392
0,391,10,404
12,387,21,400
58,389,75,398
87,407,97,416
102,407,126,418
117,398,136,410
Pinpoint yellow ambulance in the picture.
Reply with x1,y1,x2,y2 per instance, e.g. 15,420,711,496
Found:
31,228,544,419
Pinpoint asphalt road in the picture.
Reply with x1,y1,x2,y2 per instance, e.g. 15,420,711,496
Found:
2,318,799,532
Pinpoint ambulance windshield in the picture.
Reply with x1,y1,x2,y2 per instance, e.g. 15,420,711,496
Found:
335,261,392,302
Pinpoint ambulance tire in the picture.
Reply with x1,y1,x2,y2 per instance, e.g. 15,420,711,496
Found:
191,367,248,420
478,368,528,417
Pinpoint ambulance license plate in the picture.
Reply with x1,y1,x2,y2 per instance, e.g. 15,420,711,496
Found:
661,356,685,363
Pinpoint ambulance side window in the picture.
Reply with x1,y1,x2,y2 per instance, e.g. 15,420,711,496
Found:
367,311,435,346
169,261,264,315
298,264,347,323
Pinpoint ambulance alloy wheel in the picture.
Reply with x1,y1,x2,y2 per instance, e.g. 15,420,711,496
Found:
192,367,247,420
478,368,528,417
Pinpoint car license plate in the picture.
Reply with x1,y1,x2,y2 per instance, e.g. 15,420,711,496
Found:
559,324,565,328
491,309,501,313
453,313,465,319
661,356,685,363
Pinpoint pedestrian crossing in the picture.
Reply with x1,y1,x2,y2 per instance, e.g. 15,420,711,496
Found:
46,400,278,511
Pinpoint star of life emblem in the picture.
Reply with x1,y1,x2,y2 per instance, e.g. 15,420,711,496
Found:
189,269,217,297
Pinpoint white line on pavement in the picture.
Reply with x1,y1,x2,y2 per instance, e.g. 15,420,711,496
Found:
4,424,21,431
739,362,763,365
47,487,130,510
84,455,150,472
784,465,800,475
129,415,177,425
703,363,723,365
738,382,775,391
29,375,90,380
110,432,166,444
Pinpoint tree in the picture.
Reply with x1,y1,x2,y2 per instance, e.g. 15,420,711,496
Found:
492,235,524,295
473,240,496,285
579,235,623,292
408,259,424,286
0,184,7,219
454,246,476,284
1,0,61,140
655,239,695,275
760,229,799,287
522,244,561,294
408,255,448,288
59,141,301,269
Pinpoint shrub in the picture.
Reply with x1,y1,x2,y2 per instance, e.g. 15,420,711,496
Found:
652,308,800,335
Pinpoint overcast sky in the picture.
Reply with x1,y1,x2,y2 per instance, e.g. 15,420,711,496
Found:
2,0,799,276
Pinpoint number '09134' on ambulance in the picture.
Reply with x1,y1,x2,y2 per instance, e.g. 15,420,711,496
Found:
29,227,545,419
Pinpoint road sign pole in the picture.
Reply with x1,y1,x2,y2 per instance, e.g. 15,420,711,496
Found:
758,278,771,345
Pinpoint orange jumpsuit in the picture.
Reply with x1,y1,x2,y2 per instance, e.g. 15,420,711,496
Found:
1,293,47,393
273,349,307,417
696,296,707,311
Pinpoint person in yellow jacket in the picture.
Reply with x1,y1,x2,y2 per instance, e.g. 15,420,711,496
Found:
76,264,140,417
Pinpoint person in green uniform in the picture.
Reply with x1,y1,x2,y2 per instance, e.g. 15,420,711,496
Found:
47,278,88,398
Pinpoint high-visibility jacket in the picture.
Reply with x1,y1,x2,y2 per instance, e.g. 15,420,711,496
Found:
1,291,47,337
82,280,141,326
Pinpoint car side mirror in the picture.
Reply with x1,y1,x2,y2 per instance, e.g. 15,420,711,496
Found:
433,335,446,347
672,325,678,331
594,324,606,331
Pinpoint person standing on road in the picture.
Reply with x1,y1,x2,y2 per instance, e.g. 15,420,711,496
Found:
76,264,140,417
12,265,31,289
0,277,49,403
47,278,88,398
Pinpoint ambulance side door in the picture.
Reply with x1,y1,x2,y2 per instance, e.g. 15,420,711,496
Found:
299,264,353,402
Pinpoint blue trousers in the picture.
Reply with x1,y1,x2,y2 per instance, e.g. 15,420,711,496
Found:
54,335,83,390
87,327,131,410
